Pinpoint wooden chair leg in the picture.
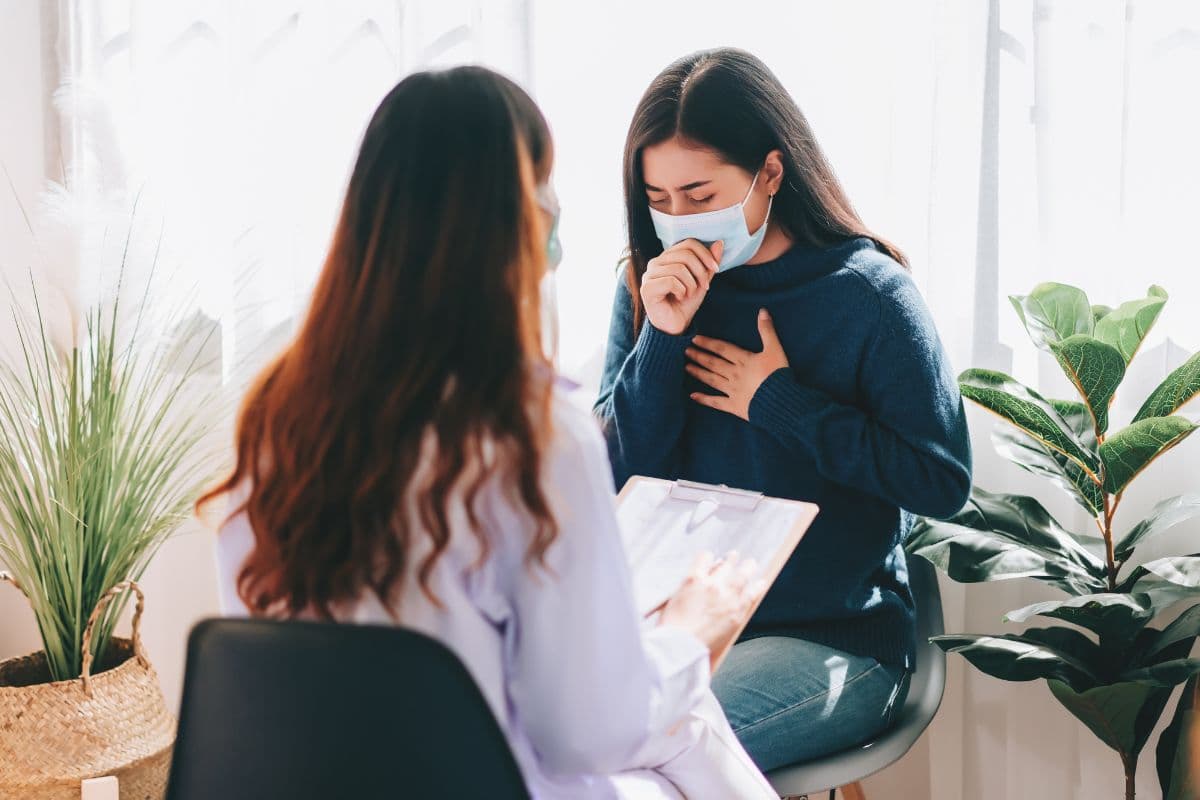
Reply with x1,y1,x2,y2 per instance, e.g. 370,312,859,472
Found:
840,782,867,800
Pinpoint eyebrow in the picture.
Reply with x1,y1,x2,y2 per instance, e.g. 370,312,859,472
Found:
644,180,712,193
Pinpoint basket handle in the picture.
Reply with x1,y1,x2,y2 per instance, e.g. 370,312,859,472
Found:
81,579,149,696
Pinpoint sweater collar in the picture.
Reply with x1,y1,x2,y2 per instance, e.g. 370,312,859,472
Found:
716,236,877,290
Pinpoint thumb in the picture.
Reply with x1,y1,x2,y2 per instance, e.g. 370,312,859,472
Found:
758,308,781,349
710,240,725,266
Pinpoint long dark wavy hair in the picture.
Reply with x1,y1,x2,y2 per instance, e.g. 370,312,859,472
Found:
622,48,908,328
198,66,558,618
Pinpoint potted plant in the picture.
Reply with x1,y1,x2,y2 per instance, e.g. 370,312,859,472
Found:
0,213,219,798
907,282,1200,800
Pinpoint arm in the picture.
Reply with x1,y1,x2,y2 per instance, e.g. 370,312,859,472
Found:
593,272,692,486
502,403,709,776
748,273,973,519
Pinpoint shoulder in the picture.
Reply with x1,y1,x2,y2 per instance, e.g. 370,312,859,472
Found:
548,387,612,478
839,239,917,300
213,492,255,616
838,239,933,332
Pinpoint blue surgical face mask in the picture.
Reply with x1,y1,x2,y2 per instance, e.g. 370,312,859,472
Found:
648,171,772,271
535,182,562,359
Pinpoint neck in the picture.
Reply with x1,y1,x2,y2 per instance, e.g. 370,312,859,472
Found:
745,223,793,265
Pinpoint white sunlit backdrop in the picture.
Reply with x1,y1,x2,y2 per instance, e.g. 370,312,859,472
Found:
1,1,1198,798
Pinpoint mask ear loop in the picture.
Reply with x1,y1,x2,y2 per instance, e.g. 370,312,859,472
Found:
749,192,775,237
740,171,761,205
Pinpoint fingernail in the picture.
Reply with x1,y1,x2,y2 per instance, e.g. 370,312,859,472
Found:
759,308,768,318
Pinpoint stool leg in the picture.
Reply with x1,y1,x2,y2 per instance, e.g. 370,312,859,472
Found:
840,782,867,800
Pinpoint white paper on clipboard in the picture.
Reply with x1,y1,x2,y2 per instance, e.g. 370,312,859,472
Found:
615,476,818,618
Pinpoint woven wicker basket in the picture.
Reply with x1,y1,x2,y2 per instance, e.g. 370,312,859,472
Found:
0,574,176,800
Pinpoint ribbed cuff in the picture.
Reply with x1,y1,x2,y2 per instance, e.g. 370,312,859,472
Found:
633,318,692,381
748,367,828,441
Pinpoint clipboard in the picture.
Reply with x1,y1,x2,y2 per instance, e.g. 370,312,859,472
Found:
616,476,819,669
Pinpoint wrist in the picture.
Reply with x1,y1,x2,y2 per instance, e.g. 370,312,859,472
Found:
647,315,693,337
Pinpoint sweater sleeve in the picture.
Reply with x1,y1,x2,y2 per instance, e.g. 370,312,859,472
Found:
593,272,692,488
747,271,973,519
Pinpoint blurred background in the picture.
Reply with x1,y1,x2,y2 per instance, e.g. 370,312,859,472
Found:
1,1,1198,797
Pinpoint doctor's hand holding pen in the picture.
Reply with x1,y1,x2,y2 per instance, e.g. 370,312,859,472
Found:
659,550,766,670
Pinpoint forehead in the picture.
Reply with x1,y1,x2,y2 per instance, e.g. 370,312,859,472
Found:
641,137,737,187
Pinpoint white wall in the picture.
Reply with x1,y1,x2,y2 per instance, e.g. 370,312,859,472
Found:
0,0,50,668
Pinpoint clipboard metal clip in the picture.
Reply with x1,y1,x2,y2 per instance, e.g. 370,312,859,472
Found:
669,479,763,514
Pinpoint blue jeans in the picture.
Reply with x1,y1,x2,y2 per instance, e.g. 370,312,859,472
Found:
711,637,910,772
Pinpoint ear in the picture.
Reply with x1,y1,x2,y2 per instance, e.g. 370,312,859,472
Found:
762,149,785,196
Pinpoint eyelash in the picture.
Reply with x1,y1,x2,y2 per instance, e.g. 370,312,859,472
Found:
647,194,714,205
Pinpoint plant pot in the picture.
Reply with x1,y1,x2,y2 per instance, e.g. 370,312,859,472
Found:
0,576,176,799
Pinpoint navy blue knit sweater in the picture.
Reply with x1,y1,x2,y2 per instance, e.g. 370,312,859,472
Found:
594,237,972,669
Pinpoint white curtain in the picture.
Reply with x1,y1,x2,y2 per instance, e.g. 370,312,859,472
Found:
5,1,1199,797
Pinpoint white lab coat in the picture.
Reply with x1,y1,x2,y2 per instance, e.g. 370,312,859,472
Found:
214,390,775,799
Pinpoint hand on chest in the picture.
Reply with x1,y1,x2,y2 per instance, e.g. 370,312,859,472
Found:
685,303,864,419
683,308,790,421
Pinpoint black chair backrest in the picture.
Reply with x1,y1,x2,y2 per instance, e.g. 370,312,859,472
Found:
166,618,530,800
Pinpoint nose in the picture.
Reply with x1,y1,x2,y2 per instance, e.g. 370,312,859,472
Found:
665,192,687,217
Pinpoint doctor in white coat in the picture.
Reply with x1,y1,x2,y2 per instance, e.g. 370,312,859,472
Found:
202,65,778,799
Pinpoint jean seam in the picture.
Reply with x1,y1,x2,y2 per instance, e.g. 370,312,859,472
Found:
731,662,886,736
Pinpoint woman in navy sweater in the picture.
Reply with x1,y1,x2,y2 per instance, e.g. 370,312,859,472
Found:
595,48,973,770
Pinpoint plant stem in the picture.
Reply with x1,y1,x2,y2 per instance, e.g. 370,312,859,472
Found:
1125,762,1135,800
1102,492,1118,591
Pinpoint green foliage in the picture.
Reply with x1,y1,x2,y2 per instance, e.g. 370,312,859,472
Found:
1093,286,1168,364
1157,676,1200,800
906,283,1200,798
1100,417,1197,495
907,488,1107,594
1050,335,1125,435
1134,351,1200,422
959,369,1099,475
0,262,220,682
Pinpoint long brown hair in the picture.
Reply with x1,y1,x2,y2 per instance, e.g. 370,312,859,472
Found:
198,67,558,619
623,48,908,329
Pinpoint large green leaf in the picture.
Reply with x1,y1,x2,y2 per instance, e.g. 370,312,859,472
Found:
991,428,1105,517
1141,557,1200,590
907,488,1108,594
1121,659,1200,687
1049,335,1125,435
1100,416,1198,495
1005,593,1154,648
960,369,1100,476
1093,285,1168,364
1051,398,1100,446
1142,605,1200,663
1120,557,1200,608
1092,304,1115,325
1157,675,1200,800
1010,283,1094,351
1116,494,1200,563
1049,679,1174,760
1135,351,1200,422
934,630,1100,691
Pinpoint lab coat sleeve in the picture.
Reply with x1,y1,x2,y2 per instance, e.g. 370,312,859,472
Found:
502,401,710,777
213,488,255,618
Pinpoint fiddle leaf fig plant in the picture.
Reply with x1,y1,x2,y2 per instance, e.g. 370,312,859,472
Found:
906,282,1200,800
